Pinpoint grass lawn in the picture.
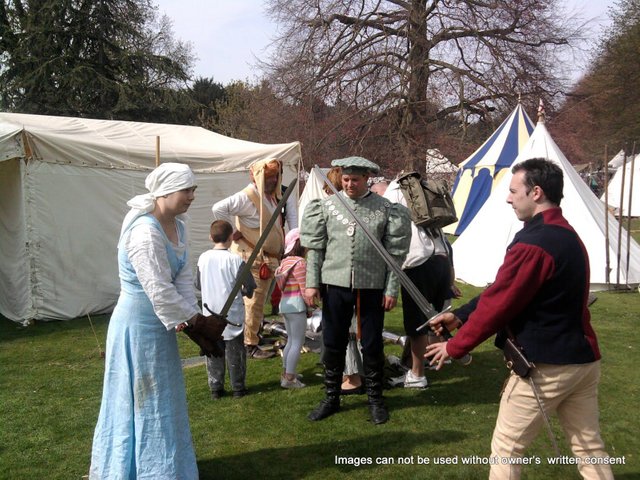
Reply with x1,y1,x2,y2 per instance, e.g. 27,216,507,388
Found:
1,280,638,480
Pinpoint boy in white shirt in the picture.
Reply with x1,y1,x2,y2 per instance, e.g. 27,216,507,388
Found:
196,220,256,399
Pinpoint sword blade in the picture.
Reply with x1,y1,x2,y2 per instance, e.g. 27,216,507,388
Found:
528,376,561,456
218,177,298,318
313,166,439,321
315,166,471,366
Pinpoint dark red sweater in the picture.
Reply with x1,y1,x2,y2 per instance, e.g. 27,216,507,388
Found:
448,207,601,364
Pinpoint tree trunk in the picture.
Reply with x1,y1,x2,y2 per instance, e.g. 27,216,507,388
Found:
399,0,430,172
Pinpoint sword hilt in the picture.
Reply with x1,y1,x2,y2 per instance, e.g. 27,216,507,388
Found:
417,305,472,366
314,166,469,365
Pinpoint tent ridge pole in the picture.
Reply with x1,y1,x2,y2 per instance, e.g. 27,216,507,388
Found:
625,142,636,286
604,145,610,289
155,136,160,167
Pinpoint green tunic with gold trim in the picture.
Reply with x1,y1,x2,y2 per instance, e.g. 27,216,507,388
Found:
301,191,411,297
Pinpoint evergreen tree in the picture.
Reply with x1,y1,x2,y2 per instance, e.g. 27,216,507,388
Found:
0,0,195,121
189,77,227,128
589,0,640,149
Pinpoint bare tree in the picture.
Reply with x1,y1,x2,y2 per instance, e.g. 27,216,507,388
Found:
263,0,585,170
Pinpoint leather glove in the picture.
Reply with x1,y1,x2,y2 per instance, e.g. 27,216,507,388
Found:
183,313,227,357
183,328,223,357
190,312,227,339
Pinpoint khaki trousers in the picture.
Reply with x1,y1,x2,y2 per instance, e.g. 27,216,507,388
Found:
243,262,272,346
490,361,613,480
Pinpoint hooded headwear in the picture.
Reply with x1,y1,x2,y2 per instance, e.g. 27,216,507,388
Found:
284,228,300,255
250,158,282,201
120,163,196,239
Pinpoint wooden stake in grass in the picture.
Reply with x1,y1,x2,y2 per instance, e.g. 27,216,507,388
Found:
616,148,628,287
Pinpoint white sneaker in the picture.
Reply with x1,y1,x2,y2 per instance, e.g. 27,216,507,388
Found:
281,376,306,389
388,374,406,387
387,355,408,370
404,370,428,389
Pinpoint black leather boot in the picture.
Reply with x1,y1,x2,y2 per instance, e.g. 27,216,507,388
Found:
308,347,343,421
364,353,389,425
307,391,340,421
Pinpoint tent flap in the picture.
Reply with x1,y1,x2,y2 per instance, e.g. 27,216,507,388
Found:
601,156,640,217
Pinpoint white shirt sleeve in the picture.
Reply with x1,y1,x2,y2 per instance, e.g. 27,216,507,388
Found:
174,256,199,315
124,223,199,330
382,181,405,205
211,187,260,229
285,192,298,229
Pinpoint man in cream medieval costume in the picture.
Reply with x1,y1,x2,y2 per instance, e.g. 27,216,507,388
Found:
212,158,297,359
301,157,410,424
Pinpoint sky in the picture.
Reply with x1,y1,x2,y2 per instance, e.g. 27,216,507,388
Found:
153,0,617,85
154,0,277,84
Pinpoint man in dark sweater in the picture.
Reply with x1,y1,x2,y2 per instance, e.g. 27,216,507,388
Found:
427,158,613,480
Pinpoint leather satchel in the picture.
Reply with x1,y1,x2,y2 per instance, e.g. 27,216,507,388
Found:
503,337,534,378
396,171,458,229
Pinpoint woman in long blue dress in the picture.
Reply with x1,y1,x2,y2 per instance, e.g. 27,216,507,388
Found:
90,163,201,479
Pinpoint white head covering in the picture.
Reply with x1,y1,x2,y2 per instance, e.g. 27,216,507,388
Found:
120,163,196,239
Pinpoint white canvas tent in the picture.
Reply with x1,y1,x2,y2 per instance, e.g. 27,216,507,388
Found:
601,155,639,217
607,149,626,171
298,167,329,220
452,119,640,291
0,112,302,323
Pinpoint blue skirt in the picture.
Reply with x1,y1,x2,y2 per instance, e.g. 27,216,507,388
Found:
90,291,198,479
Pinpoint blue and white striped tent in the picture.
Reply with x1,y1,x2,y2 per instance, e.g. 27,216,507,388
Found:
444,104,534,235
452,118,640,290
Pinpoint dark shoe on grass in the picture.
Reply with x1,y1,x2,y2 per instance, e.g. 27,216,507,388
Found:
368,402,389,425
308,398,340,421
211,390,225,400
340,385,365,395
232,388,248,399
245,345,276,360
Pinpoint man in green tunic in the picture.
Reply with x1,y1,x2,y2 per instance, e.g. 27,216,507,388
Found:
301,157,411,424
